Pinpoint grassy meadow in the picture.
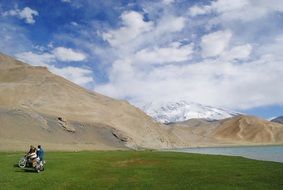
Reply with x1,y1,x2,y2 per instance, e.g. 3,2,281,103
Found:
0,150,283,190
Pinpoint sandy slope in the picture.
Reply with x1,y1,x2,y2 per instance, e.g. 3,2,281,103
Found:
169,115,283,147
213,115,283,143
0,52,179,150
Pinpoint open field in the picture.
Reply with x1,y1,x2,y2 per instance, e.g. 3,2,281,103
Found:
0,151,283,190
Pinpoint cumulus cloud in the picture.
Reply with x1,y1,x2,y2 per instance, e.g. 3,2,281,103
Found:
135,42,194,64
2,0,283,111
156,16,185,33
221,44,252,61
52,47,87,62
189,0,283,23
162,0,175,5
102,11,153,47
97,45,283,109
16,51,55,66
201,30,232,58
93,1,283,110
16,48,92,86
17,47,87,63
2,7,39,24
51,66,93,85
189,5,211,17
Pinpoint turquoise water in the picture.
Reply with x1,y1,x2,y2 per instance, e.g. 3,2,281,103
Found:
179,145,283,163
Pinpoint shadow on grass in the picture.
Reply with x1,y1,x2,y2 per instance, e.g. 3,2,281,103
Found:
13,164,39,173
15,169,38,173
13,164,19,168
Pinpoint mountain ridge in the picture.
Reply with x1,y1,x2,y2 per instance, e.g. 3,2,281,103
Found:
169,115,283,147
0,52,177,150
0,52,282,151
271,116,283,124
141,100,240,123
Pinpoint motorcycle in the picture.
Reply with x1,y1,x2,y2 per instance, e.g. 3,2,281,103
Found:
18,156,45,173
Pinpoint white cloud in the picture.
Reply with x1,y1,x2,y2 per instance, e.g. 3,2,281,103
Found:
3,7,39,24
189,5,211,17
95,9,194,101
211,0,249,14
188,0,249,17
93,3,283,110
258,35,283,60
16,49,92,86
61,0,71,3
201,30,232,58
5,1,281,111
52,47,87,62
97,48,283,109
71,21,78,26
156,16,185,33
102,11,153,47
51,66,93,85
17,47,87,63
99,9,187,59
189,0,283,23
162,0,175,5
221,44,252,61
16,51,55,66
135,42,194,64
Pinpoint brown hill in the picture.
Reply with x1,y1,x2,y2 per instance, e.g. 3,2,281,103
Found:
0,52,177,151
169,116,283,147
213,115,283,144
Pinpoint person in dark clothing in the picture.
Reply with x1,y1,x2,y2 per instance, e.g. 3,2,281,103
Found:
36,145,44,164
26,145,34,155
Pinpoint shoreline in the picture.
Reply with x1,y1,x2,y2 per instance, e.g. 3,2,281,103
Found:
173,143,283,150
169,145,283,163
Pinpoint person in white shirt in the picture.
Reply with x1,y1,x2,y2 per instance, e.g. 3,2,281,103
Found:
26,147,37,167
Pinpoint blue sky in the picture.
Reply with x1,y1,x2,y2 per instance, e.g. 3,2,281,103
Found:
0,0,283,119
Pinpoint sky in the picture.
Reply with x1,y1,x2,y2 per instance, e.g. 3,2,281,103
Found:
0,0,283,119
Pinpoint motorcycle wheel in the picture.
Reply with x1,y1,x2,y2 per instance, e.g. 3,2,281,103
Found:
18,157,26,169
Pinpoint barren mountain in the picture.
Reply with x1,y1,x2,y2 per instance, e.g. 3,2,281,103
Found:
0,52,177,151
169,115,283,147
1,52,282,151
214,115,283,143
271,116,283,124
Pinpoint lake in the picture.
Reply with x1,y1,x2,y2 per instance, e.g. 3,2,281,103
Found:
177,145,283,163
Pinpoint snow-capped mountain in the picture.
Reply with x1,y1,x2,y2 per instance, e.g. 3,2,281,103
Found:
141,100,240,123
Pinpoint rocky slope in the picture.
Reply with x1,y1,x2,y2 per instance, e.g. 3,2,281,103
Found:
0,52,177,151
169,115,283,147
271,116,283,124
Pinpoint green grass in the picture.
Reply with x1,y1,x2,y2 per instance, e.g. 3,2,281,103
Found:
0,151,283,190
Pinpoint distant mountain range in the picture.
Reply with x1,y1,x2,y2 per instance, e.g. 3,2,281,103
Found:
141,100,240,123
169,115,283,145
271,116,283,124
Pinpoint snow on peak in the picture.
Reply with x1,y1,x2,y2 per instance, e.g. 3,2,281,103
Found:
141,100,239,123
